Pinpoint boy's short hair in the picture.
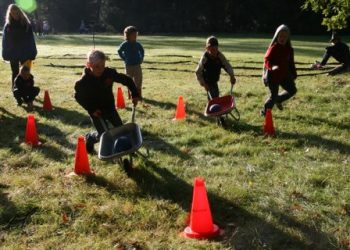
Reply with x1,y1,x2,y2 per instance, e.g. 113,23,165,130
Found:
206,36,219,47
124,26,138,40
87,50,109,64
20,65,30,73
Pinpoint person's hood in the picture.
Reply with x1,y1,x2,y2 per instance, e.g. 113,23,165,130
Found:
269,24,291,47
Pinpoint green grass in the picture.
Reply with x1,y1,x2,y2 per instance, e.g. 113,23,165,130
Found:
0,34,349,250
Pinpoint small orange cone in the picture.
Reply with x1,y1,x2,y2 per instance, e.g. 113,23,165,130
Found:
116,87,126,109
25,114,40,146
263,109,275,136
173,96,186,120
183,177,222,239
43,90,53,111
73,136,92,175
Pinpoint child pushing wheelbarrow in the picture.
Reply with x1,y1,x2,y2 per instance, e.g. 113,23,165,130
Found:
195,36,238,127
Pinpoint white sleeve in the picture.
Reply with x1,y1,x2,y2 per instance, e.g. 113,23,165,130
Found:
218,52,234,77
195,54,207,86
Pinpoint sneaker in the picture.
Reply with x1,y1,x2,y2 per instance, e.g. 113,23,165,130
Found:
85,133,95,154
310,61,323,70
260,109,266,117
276,102,283,111
27,102,34,111
17,99,23,106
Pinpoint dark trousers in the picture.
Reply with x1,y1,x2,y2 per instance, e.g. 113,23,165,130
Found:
207,82,219,100
264,78,297,110
321,46,350,75
10,60,21,86
87,109,123,144
13,87,40,103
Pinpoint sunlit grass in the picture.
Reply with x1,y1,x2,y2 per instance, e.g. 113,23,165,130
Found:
0,34,349,249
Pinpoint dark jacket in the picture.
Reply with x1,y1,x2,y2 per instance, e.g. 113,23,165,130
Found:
264,42,297,84
2,21,37,62
74,67,139,115
13,74,35,92
195,51,234,85
326,42,350,66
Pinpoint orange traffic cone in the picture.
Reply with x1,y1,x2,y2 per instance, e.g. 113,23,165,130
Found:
173,96,186,120
73,136,92,175
43,90,53,111
263,109,275,136
183,177,222,239
116,87,126,109
25,114,40,146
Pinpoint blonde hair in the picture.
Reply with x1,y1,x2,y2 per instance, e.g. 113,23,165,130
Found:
123,26,138,40
87,50,109,64
5,4,31,26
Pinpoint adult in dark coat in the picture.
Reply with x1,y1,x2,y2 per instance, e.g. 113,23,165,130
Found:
311,32,350,75
2,4,37,88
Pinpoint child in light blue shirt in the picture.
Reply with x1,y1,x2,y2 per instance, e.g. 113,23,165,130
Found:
118,26,144,99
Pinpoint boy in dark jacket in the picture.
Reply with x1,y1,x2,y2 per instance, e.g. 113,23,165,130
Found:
13,65,40,109
195,36,236,126
75,50,140,153
311,32,350,75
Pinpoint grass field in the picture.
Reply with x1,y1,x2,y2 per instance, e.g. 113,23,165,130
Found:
0,34,349,250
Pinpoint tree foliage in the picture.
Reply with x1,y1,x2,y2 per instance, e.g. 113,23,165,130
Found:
303,0,350,30
1,0,329,34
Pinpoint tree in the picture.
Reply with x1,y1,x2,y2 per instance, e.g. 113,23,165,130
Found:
303,0,350,30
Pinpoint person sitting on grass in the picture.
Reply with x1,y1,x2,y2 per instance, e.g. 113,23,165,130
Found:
311,32,350,76
195,36,236,126
261,24,297,116
74,50,140,154
118,26,144,100
13,65,40,110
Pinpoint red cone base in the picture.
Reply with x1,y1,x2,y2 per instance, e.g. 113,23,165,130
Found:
183,224,221,239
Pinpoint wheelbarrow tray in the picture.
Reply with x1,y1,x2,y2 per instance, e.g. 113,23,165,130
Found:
98,123,143,160
204,95,236,117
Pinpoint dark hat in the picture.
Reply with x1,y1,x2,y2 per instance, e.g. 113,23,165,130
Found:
330,32,340,42
206,36,219,47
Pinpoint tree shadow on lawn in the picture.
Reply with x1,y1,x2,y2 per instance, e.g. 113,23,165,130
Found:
294,114,350,132
126,160,338,249
0,183,38,229
34,101,91,127
278,131,350,155
0,107,75,162
142,130,192,161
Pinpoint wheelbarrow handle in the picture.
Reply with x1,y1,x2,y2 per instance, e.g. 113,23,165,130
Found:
207,84,234,100
131,105,136,123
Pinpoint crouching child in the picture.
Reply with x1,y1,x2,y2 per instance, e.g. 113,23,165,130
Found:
311,32,350,75
13,65,40,109
74,50,139,154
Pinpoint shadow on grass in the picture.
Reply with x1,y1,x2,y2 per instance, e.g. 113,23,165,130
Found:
142,130,192,160
295,114,350,132
0,107,75,162
34,101,91,127
127,160,338,249
278,131,350,155
0,183,38,229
